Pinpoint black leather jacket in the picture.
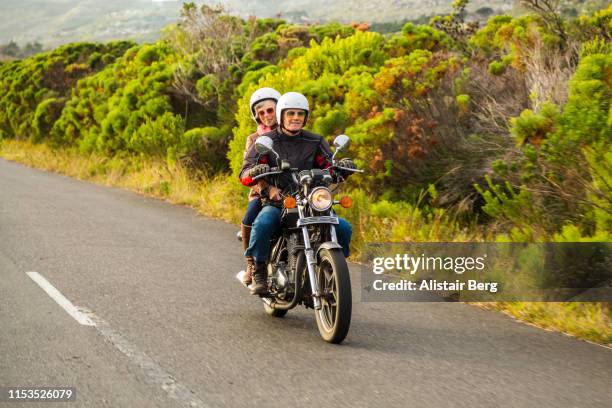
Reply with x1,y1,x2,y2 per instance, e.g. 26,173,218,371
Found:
239,128,333,191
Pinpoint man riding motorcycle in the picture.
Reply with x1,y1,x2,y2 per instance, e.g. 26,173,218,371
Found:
239,92,355,295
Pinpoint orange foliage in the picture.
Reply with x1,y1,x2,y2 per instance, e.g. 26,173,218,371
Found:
351,22,371,32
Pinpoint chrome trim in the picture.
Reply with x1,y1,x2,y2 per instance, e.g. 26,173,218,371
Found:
330,225,338,243
298,206,322,310
329,209,338,243
297,216,339,227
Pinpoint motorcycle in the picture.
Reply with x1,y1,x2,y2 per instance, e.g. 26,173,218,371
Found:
236,134,362,343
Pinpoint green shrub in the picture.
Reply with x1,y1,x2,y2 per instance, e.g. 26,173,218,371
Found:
488,60,506,75
52,42,177,155
32,97,66,143
384,23,451,57
127,112,184,157
456,94,470,111
510,102,560,146
0,41,133,140
312,108,349,136
477,50,611,237
168,126,229,172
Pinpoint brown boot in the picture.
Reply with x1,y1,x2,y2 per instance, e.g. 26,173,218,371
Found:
250,262,268,296
243,257,255,286
241,223,253,285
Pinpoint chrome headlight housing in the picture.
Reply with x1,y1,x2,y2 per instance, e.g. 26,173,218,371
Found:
309,187,333,211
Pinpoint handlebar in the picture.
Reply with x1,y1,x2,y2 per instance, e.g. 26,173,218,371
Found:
251,163,364,182
332,165,365,174
251,167,300,181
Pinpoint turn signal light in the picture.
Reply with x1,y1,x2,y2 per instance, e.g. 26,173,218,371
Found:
284,196,297,209
339,196,353,208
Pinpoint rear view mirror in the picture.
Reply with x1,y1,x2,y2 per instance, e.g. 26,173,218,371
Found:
332,134,351,163
255,136,274,154
333,134,350,152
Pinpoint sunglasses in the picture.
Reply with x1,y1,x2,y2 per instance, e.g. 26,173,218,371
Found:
257,107,275,116
285,110,306,118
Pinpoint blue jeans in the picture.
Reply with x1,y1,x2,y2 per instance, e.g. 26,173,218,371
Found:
245,205,352,263
242,198,262,226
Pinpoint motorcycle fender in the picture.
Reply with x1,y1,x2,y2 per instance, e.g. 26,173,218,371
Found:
315,241,343,261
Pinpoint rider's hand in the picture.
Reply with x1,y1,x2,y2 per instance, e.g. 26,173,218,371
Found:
247,164,270,178
338,158,356,170
268,186,282,201
336,158,356,179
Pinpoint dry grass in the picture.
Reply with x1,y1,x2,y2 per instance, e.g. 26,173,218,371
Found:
0,139,245,223
474,301,611,347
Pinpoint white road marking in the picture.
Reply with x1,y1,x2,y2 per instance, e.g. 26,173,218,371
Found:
26,271,210,408
26,271,95,326
80,309,210,408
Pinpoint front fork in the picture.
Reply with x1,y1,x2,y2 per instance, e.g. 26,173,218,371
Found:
298,206,339,311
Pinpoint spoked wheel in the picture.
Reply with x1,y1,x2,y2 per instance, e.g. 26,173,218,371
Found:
315,248,352,343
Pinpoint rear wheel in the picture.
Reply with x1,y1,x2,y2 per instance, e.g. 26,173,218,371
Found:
314,248,352,343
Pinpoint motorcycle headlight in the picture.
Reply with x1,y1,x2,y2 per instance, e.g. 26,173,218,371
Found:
309,187,333,212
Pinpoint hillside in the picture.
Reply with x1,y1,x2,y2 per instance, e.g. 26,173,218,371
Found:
0,0,517,47
0,0,179,47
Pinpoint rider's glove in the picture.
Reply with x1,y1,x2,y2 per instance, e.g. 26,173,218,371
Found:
336,158,356,179
247,164,270,178
338,158,356,170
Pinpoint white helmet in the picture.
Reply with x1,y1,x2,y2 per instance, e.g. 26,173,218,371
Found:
276,92,310,127
249,87,281,123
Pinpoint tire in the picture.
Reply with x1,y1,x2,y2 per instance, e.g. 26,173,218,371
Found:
314,248,352,343
263,302,288,318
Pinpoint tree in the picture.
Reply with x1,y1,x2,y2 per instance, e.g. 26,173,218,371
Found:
167,3,256,110
430,0,479,54
519,0,568,46
22,42,43,57
1,41,20,57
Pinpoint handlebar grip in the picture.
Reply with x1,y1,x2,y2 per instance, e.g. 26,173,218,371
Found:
252,170,284,181
335,166,364,173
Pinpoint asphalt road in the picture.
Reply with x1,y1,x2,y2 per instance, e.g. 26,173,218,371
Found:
1,158,610,408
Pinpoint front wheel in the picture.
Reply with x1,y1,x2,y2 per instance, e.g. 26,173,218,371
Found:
314,248,352,343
